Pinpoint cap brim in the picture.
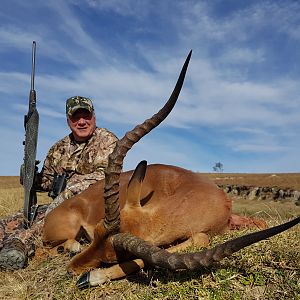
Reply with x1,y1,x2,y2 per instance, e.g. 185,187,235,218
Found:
67,105,93,116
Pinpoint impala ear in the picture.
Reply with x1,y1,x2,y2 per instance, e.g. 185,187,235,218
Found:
126,160,148,208
130,160,148,184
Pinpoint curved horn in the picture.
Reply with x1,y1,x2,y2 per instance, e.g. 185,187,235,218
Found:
103,50,192,233
112,216,300,270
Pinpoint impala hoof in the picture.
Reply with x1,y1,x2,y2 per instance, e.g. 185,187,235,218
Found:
77,272,91,290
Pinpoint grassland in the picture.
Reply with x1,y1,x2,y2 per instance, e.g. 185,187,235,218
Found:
0,177,50,217
0,175,299,300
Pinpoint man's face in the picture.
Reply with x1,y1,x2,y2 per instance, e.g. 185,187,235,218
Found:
67,108,96,142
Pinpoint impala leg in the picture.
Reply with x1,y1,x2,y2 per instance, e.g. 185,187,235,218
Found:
77,232,209,288
77,258,145,289
36,239,83,259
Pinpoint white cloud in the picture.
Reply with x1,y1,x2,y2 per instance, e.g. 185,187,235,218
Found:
45,1,105,61
14,103,65,119
84,0,151,17
0,27,36,51
219,48,265,65
1,0,300,174
178,1,300,52
232,143,288,153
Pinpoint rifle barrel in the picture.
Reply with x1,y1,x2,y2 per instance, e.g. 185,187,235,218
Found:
31,41,36,91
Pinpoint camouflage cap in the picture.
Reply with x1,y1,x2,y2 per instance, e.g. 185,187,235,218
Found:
66,96,94,116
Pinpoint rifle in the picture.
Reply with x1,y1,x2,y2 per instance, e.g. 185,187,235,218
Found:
21,41,39,228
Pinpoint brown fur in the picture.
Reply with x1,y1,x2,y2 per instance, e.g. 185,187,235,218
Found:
43,164,264,269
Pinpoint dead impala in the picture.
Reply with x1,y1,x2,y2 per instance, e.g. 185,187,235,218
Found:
42,50,300,288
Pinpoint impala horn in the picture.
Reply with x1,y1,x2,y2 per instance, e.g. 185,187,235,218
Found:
103,50,192,234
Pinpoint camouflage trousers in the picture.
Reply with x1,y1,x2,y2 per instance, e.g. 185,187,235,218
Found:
0,206,47,257
0,193,68,257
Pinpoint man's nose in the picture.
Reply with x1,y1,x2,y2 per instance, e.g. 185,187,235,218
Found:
77,117,87,125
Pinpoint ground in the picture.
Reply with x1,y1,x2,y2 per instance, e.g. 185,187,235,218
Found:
0,175,299,300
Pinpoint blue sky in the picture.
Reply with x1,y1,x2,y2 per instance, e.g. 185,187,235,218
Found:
1,0,300,175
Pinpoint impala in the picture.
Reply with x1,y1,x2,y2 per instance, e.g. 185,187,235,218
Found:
43,51,300,288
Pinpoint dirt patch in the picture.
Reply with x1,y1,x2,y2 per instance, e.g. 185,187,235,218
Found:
205,173,300,190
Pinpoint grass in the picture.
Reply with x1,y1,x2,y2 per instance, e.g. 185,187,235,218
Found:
0,176,299,299
0,177,50,217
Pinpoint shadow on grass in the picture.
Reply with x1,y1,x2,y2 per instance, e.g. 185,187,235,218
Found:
124,263,224,286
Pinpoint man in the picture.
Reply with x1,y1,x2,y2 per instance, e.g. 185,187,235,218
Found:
0,96,118,270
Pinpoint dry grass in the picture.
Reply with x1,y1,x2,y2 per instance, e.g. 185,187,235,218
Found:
0,177,50,217
0,175,299,299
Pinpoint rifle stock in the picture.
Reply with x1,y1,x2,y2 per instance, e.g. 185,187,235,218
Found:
22,41,39,228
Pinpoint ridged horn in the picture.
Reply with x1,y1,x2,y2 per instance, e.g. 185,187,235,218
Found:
112,216,300,270
103,50,192,233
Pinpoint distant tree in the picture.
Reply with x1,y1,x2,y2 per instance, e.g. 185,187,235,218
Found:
213,162,223,173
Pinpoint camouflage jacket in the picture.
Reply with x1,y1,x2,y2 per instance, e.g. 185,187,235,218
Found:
37,127,118,199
